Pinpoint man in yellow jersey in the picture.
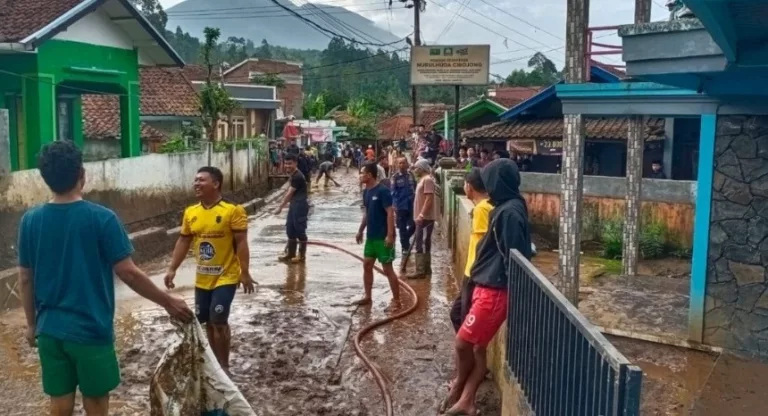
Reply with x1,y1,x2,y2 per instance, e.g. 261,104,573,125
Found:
164,166,256,374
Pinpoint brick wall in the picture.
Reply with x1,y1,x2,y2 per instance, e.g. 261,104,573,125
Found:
223,59,304,118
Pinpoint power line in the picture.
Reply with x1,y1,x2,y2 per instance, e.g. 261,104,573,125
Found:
435,0,469,43
166,0,375,15
167,6,393,20
473,0,563,41
268,0,410,47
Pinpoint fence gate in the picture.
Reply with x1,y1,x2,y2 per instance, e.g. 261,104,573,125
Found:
506,249,643,416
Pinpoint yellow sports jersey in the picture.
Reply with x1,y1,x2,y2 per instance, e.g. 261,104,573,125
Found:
464,199,493,278
181,200,248,290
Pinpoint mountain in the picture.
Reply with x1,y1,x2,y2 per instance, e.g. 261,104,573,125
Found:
166,0,403,51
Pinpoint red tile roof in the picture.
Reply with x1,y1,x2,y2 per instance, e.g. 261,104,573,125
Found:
419,105,451,128
181,64,218,82
140,67,200,117
82,67,200,140
377,114,413,141
488,87,541,102
490,96,526,109
82,95,167,141
0,0,84,42
464,117,666,141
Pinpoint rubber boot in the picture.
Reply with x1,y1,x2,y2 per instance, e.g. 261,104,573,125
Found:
425,252,432,275
279,240,297,262
292,241,307,263
406,253,427,279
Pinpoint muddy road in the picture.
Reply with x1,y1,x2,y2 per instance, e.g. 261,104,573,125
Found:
0,171,499,415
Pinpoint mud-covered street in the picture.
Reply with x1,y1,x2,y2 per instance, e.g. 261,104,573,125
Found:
0,171,500,415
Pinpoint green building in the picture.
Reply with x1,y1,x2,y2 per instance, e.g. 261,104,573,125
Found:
0,0,184,171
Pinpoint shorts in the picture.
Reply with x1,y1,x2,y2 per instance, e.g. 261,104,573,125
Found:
343,158,351,167
364,238,396,264
458,285,508,347
37,335,120,398
195,284,238,324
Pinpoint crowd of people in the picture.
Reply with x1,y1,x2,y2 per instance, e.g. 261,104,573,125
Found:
17,134,532,415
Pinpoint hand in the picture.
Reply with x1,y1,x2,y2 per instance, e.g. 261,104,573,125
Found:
25,327,36,348
164,294,194,323
356,232,363,244
239,272,257,294
385,234,394,248
416,215,424,226
273,207,282,215
164,270,176,289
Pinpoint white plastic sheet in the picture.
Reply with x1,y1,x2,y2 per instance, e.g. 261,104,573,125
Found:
149,321,256,416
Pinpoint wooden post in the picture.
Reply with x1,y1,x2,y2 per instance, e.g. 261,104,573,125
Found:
558,0,590,305
623,0,652,276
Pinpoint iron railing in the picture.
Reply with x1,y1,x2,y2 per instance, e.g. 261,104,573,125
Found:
506,249,642,416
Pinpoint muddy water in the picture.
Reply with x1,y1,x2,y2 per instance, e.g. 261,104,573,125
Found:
0,171,500,415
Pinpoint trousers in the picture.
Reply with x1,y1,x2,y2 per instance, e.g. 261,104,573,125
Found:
413,219,435,254
286,200,309,241
396,208,415,251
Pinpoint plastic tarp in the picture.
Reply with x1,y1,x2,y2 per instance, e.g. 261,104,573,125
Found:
149,321,256,416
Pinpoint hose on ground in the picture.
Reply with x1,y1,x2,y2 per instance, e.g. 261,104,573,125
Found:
306,240,419,416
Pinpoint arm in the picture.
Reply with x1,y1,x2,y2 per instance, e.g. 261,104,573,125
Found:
230,205,254,292
168,235,193,274
18,267,35,341
116,258,175,307
385,206,395,245
276,187,296,212
419,194,434,218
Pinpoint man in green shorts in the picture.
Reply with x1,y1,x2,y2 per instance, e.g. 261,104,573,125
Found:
355,161,401,311
17,141,193,415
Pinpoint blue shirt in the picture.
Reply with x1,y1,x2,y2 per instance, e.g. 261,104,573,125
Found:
17,201,133,345
363,183,393,239
390,171,415,211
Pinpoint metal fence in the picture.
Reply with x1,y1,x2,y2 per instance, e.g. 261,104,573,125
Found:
506,249,643,416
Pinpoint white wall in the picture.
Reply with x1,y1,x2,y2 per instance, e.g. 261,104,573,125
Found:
54,9,133,50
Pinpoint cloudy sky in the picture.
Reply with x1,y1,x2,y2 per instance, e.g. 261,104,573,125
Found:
159,0,670,76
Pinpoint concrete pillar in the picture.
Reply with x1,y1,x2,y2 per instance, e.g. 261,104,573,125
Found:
663,117,675,179
558,0,590,305
0,109,9,176
623,116,644,275
621,0,653,275
120,81,141,158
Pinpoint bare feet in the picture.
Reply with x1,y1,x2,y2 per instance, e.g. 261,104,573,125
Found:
351,297,372,306
444,402,478,415
439,382,464,414
384,299,402,313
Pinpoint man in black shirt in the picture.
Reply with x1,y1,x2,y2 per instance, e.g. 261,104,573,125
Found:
274,153,309,263
298,147,312,191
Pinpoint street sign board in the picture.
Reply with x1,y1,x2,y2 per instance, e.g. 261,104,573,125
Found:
410,45,491,86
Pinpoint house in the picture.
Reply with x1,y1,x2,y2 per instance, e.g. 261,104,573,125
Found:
0,0,184,171
378,114,413,142
221,58,304,119
463,66,673,178
80,67,200,160
429,93,538,139
188,81,280,140
555,0,768,356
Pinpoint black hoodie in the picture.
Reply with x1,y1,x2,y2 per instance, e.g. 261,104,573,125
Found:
470,158,532,289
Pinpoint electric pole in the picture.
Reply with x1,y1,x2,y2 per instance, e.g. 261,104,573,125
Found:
412,0,421,125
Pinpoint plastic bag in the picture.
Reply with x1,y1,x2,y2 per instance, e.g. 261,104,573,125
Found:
149,320,256,416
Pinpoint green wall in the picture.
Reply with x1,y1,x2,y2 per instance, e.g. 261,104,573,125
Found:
0,40,142,169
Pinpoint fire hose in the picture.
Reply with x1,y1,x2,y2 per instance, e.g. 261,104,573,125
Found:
306,240,420,416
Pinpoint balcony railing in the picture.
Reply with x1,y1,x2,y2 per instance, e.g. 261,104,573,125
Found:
506,249,643,416
587,25,626,81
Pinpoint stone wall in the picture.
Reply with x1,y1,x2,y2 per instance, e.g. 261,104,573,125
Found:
705,115,768,356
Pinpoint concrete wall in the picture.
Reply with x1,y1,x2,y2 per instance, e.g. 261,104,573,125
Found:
705,115,768,356
0,146,271,273
445,170,696,249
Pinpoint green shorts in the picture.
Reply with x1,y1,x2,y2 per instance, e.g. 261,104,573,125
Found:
37,334,120,398
364,239,396,264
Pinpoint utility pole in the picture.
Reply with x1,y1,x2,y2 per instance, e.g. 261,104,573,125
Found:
558,0,590,305
412,0,421,125
622,0,652,276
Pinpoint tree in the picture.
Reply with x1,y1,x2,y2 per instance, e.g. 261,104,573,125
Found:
303,93,328,119
224,36,248,64
129,0,167,33
253,39,273,59
504,53,561,87
199,27,238,141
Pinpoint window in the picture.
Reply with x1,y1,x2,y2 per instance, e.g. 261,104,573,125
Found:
232,117,246,139
57,98,74,142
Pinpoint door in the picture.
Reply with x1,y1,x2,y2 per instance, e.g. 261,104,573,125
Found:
56,98,74,142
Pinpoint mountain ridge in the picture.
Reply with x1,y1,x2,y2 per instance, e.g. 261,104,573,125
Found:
166,0,403,51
